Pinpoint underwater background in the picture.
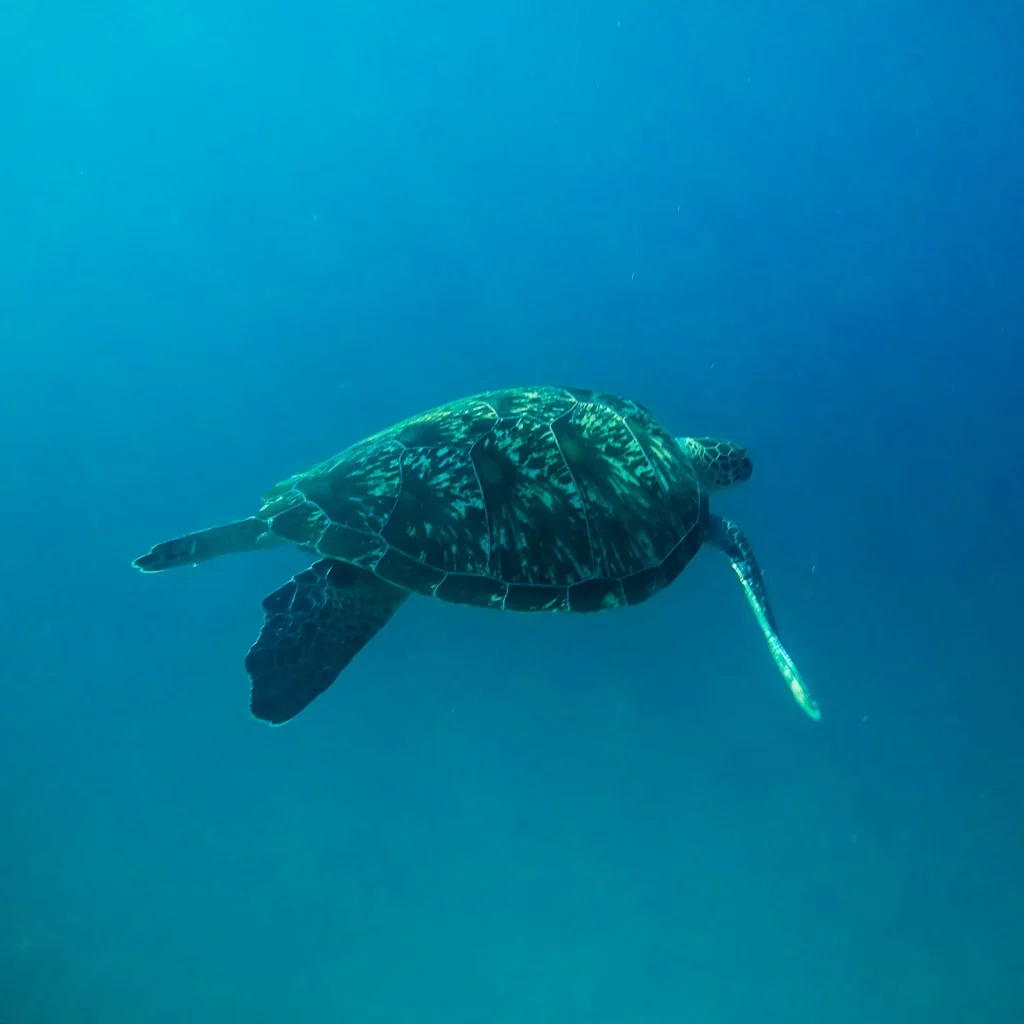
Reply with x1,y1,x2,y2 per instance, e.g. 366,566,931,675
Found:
1,1,1022,1021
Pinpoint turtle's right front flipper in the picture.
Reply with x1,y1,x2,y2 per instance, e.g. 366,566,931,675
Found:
132,517,284,572
706,514,821,721
246,559,408,725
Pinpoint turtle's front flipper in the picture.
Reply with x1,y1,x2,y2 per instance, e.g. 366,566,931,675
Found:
706,514,820,721
133,517,285,572
246,559,408,725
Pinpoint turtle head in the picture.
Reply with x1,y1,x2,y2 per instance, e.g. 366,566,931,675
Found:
677,436,752,491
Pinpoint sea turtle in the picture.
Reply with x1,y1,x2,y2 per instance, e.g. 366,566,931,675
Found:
133,385,819,725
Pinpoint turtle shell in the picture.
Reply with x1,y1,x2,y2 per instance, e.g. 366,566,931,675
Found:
256,386,706,612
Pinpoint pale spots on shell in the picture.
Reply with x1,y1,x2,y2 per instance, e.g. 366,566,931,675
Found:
253,385,705,611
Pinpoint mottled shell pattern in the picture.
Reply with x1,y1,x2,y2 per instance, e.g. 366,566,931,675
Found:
256,386,706,612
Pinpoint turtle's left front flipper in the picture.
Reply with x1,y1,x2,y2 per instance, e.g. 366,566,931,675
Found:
706,514,820,721
246,559,408,725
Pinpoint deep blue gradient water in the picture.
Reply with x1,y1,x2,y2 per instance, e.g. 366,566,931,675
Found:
2,2,1022,1021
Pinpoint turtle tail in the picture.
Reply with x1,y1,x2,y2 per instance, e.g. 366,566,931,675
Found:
132,517,284,573
705,514,820,721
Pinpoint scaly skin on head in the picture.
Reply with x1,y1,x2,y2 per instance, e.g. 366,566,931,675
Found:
678,436,753,492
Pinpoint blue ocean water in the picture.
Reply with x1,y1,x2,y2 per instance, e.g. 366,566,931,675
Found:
2,1,1022,1020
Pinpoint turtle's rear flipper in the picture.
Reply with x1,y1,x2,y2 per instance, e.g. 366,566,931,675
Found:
246,559,408,725
706,514,820,721
133,518,284,572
